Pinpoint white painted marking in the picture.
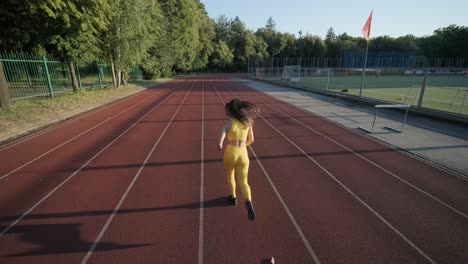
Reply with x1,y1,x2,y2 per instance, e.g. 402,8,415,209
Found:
248,146,321,264
198,81,205,264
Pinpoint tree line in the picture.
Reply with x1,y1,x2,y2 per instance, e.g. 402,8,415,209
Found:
1,0,467,86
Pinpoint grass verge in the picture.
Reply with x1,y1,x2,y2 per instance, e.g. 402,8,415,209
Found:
0,79,170,142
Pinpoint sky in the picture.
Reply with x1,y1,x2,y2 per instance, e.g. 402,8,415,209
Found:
200,0,468,38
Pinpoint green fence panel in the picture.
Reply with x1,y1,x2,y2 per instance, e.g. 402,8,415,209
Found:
43,56,54,98
0,52,59,100
129,67,143,81
0,51,118,101
1,51,144,102
47,60,72,95
77,63,111,89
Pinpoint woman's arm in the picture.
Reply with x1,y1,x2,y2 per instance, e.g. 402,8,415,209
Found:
217,120,229,150
246,125,254,146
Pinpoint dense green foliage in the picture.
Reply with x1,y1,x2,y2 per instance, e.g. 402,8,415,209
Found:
105,0,161,82
1,1,466,79
0,0,113,63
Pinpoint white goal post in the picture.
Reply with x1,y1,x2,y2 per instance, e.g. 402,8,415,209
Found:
281,65,301,82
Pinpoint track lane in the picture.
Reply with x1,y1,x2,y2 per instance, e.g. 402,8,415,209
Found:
217,80,438,263
0,88,170,180
238,84,468,214
232,83,468,218
0,83,189,263
228,80,468,263
0,88,155,151
202,80,316,264
83,81,201,263
0,88,176,220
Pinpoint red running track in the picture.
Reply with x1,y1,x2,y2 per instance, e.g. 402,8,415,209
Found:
0,77,467,264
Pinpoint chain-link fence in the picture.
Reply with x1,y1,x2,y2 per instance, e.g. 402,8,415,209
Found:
251,66,468,115
248,55,465,75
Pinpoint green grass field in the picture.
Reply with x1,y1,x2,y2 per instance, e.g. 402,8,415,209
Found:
294,75,468,114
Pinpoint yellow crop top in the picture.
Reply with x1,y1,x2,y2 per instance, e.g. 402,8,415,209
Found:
226,119,249,141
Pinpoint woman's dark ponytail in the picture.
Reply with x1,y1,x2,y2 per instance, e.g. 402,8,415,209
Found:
225,99,259,126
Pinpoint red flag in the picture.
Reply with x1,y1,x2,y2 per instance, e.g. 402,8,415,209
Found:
362,11,373,41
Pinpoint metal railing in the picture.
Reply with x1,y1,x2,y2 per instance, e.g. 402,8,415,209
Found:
0,52,126,103
0,52,73,100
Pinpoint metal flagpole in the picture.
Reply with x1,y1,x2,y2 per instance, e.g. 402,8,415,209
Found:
359,10,373,97
359,41,369,97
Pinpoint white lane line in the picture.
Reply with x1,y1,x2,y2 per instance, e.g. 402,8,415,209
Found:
0,90,166,181
234,85,468,219
248,147,321,264
212,81,321,264
198,81,205,264
0,89,151,152
81,82,194,264
0,89,177,238
226,82,437,264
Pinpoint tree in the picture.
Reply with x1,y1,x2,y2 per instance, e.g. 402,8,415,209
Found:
140,0,213,78
213,15,232,43
420,25,468,63
253,36,269,59
325,27,336,43
395,35,420,52
277,33,296,57
232,31,256,71
228,17,249,70
325,27,340,57
190,0,215,70
210,40,234,71
295,35,326,57
159,0,206,72
266,17,276,30
255,17,284,57
371,36,398,51
0,61,10,108
211,15,267,71
106,0,161,86
0,0,113,92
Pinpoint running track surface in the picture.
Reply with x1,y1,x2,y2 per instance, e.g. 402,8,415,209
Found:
0,77,467,264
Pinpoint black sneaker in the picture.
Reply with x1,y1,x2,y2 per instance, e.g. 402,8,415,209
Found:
245,201,256,221
227,195,237,205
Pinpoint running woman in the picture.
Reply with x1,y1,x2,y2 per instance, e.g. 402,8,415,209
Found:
218,98,259,221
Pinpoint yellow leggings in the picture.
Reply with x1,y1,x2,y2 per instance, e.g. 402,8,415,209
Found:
223,145,252,201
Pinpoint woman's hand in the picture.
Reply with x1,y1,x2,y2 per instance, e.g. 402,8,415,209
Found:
217,143,223,151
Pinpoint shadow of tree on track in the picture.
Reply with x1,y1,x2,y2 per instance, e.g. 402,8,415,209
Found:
1,197,230,257
1,223,149,257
